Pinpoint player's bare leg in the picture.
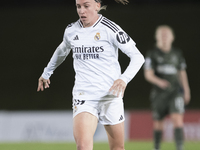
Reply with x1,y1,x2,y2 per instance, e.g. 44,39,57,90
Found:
154,120,164,130
73,112,98,150
104,122,125,150
170,113,183,127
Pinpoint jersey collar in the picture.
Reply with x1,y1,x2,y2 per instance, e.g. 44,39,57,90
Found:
78,14,103,28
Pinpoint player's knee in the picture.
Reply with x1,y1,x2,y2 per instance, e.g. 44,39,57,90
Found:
170,114,183,127
110,145,124,150
76,142,93,150
75,139,93,150
174,121,183,128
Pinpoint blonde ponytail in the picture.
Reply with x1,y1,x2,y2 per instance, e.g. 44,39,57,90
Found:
95,0,129,13
115,0,129,5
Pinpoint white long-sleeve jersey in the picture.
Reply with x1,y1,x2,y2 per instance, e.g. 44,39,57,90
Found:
42,15,145,100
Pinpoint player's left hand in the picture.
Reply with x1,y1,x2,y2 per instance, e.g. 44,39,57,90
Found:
109,79,127,97
184,92,191,105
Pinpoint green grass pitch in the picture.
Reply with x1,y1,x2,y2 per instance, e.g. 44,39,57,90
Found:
0,141,199,150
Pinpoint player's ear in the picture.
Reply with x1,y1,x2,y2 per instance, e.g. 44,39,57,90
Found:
96,2,101,12
171,33,175,42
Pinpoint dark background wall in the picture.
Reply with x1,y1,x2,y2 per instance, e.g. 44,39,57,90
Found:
1,0,200,110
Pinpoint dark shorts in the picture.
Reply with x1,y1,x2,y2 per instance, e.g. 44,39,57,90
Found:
150,89,185,120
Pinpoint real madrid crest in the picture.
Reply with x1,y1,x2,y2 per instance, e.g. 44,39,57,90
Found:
94,32,101,41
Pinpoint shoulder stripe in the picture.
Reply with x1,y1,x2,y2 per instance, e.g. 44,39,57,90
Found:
103,18,119,31
93,15,103,28
101,22,116,33
78,20,83,28
101,18,119,33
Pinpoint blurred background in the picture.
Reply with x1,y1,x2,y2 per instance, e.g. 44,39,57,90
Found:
0,0,200,143
1,0,199,111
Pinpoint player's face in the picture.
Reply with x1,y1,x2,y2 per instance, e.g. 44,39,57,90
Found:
76,0,100,27
156,27,174,48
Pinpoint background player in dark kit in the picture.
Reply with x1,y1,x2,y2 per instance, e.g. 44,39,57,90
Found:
144,25,191,150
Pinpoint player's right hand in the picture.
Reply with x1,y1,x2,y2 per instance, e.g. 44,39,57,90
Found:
157,79,170,89
37,76,50,91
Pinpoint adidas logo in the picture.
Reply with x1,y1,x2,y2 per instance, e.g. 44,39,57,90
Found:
73,35,79,40
119,115,123,121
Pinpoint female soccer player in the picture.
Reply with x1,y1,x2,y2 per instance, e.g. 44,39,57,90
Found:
144,25,191,150
37,0,144,149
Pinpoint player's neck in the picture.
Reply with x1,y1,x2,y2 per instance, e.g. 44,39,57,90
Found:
82,15,100,28
157,43,171,53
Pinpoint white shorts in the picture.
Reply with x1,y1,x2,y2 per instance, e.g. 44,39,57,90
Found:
72,98,125,125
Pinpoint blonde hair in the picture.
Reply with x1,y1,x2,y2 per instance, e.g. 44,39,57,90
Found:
95,0,129,4
95,0,129,12
115,0,129,5
95,0,107,12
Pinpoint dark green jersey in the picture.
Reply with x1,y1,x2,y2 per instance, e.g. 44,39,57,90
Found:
144,47,187,94
144,47,186,119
